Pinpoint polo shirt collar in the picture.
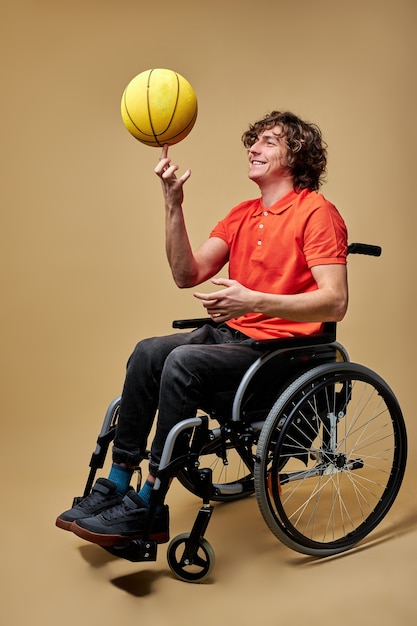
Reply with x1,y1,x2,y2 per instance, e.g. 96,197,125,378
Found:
252,188,299,216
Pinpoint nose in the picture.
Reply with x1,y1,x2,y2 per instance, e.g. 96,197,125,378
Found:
249,138,261,155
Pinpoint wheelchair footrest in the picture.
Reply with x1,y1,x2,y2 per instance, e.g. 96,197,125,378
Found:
103,539,158,562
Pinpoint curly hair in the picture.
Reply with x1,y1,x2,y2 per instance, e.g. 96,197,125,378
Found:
242,111,327,191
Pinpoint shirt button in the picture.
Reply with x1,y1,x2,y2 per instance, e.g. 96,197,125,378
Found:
263,211,268,216
257,240,262,246
259,224,264,229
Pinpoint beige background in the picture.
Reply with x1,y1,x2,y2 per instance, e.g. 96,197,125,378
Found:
2,0,416,624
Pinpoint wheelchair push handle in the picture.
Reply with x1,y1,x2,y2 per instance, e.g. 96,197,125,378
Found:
347,243,381,257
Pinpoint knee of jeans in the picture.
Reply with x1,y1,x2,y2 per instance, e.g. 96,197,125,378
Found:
130,337,158,359
164,345,199,372
126,337,161,373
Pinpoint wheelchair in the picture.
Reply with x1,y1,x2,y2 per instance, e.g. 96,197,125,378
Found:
71,243,407,583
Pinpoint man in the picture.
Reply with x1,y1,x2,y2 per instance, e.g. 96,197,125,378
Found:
56,111,348,546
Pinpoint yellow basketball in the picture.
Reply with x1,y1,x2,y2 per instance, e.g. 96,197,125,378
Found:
121,68,198,147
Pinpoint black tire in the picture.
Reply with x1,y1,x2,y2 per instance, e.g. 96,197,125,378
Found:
167,532,215,582
254,362,407,556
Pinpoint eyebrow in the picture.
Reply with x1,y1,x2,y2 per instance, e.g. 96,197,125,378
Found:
260,132,282,142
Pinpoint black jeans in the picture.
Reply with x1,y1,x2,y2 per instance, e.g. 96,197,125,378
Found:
112,324,261,475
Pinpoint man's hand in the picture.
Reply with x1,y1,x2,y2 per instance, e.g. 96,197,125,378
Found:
194,278,257,321
154,144,191,209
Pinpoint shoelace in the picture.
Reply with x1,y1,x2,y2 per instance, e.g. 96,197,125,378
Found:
100,499,138,521
78,490,107,509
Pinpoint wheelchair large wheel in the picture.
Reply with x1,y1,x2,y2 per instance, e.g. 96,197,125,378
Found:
177,418,258,502
254,362,407,556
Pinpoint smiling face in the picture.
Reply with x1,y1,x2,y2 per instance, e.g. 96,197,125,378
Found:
247,125,292,187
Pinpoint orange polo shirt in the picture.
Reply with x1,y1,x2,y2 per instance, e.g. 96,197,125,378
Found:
210,188,348,339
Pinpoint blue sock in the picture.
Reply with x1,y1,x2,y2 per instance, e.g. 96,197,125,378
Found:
137,479,154,508
108,464,133,494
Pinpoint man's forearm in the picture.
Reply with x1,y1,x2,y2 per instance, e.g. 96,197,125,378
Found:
165,206,199,288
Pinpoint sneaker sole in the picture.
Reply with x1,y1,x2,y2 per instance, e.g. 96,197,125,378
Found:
55,517,73,531
70,521,169,546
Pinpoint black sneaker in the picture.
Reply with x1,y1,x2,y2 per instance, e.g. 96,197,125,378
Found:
55,478,123,531
71,489,169,546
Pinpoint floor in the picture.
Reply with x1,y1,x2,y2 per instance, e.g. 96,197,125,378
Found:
3,444,416,626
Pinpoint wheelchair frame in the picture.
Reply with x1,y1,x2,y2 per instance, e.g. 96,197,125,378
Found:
71,243,407,583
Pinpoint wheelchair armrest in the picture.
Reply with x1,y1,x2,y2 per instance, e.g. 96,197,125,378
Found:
249,321,337,350
172,318,337,350
172,317,216,329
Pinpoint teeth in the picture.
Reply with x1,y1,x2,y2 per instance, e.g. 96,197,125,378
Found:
252,161,265,165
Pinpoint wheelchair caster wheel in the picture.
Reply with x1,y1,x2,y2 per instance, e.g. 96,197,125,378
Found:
167,532,215,582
